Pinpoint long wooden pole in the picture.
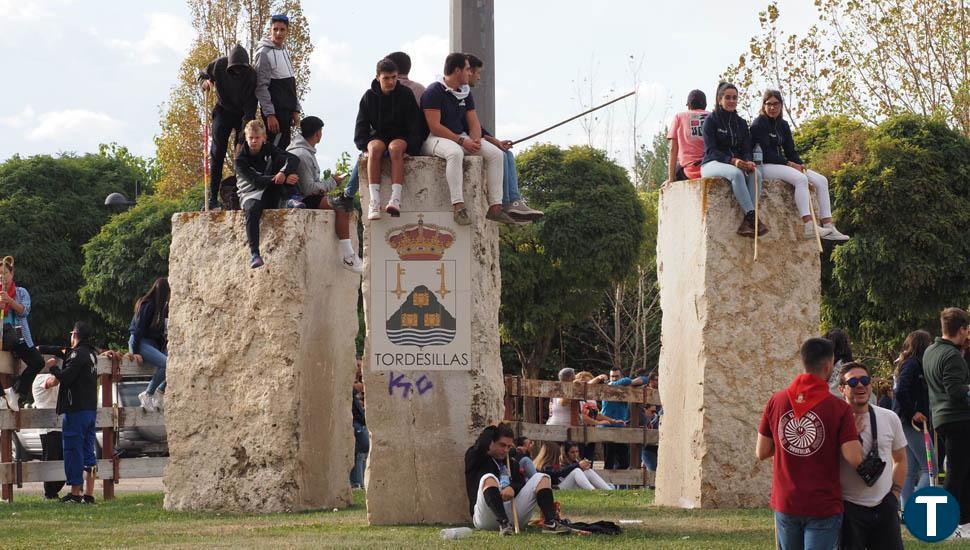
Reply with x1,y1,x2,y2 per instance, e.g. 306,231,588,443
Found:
753,170,760,262
510,90,636,146
507,454,520,534
802,168,823,252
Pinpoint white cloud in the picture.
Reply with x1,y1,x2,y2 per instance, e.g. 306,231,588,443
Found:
309,36,357,86
0,0,54,20
105,12,193,65
26,109,124,142
0,105,36,129
400,34,448,86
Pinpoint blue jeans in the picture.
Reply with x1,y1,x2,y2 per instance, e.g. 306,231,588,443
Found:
129,334,167,395
343,156,361,198
774,512,842,550
62,409,97,487
501,150,521,204
901,419,931,508
350,421,369,487
519,456,537,479
701,160,760,214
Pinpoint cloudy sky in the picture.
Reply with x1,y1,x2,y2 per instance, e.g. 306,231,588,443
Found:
0,0,819,172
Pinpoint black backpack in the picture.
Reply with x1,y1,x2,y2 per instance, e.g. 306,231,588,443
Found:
219,175,241,210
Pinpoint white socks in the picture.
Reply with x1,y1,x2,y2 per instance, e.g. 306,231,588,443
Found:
369,184,380,203
339,239,355,258
391,183,402,201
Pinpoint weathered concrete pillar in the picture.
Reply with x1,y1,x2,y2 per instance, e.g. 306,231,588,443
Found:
361,156,503,525
654,179,821,508
164,210,359,513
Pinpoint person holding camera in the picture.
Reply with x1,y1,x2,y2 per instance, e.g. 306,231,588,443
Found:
837,361,906,550
1,259,45,412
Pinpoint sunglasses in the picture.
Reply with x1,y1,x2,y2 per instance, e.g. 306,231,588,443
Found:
843,376,871,388
764,101,782,107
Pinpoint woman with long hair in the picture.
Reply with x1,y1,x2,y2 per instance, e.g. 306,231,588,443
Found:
534,441,613,490
700,82,764,237
892,329,933,508
750,90,850,241
128,278,170,411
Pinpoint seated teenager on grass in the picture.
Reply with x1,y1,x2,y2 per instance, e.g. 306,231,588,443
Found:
420,52,509,226
354,57,425,221
665,89,710,183
235,119,300,269
465,423,570,535
534,441,614,491
749,89,849,241
700,82,763,238
287,116,364,273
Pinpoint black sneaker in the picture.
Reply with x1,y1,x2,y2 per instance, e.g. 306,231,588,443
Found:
542,520,571,534
497,519,514,536
330,194,356,212
60,494,82,504
82,495,96,505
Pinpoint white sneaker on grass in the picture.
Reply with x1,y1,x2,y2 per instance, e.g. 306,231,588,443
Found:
367,200,381,221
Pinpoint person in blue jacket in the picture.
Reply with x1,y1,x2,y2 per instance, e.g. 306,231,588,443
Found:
749,90,850,241
700,82,764,237
892,329,933,509
129,278,169,412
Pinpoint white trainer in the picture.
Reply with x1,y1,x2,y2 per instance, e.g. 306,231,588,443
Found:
822,224,850,241
341,254,364,274
3,387,20,412
803,222,833,240
138,391,156,412
385,197,401,217
152,391,164,411
367,200,381,221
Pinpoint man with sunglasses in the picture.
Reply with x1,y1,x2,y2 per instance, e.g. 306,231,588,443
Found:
924,307,970,535
757,338,863,549
254,14,301,149
837,362,907,549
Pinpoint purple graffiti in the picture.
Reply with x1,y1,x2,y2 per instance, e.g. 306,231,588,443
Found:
388,371,434,398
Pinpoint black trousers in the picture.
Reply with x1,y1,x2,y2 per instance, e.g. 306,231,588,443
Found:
840,493,903,550
243,184,290,256
9,341,44,399
210,108,244,208
604,443,630,470
40,430,65,498
941,421,970,523
264,109,294,150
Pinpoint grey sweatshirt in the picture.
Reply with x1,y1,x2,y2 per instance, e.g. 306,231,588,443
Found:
253,38,301,116
287,135,337,197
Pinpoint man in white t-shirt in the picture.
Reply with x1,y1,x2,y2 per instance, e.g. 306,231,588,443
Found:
838,362,907,550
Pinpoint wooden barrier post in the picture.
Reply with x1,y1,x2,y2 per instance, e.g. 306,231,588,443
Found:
1,369,13,502
100,355,117,500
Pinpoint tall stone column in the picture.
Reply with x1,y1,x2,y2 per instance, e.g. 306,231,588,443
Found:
654,179,821,508
164,210,359,513
361,156,504,525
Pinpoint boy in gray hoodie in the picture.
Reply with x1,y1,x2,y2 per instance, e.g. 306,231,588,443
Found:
287,116,363,273
254,14,301,149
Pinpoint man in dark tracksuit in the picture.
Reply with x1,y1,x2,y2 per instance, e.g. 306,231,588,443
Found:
254,14,301,150
43,321,98,504
924,307,970,529
201,44,257,210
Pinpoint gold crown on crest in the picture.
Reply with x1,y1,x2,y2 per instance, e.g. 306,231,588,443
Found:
385,215,456,261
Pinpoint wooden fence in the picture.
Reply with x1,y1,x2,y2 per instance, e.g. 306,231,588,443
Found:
503,376,661,487
0,352,167,502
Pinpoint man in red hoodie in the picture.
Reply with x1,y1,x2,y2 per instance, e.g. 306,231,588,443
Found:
756,337,864,549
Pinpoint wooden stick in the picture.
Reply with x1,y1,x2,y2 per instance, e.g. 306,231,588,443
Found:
507,454,520,534
510,90,636,146
803,168,823,252
753,170,760,262
203,87,210,213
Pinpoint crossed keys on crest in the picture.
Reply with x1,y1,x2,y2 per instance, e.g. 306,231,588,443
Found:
391,262,450,300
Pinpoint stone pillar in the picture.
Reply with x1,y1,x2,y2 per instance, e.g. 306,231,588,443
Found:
654,179,821,508
164,210,359,513
361,156,503,525
450,0,495,133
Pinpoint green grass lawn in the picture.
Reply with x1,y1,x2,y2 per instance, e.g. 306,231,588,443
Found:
2,489,965,549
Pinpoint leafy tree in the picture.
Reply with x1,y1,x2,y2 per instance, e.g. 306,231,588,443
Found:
724,0,970,134
634,127,669,190
156,0,314,197
78,187,202,346
816,114,970,361
0,152,143,345
500,145,646,378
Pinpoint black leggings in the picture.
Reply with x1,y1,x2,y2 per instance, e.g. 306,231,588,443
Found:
243,184,291,256
941,421,970,524
9,341,44,397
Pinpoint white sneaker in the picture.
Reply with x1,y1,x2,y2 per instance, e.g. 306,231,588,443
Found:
138,391,156,412
3,387,20,412
152,391,164,411
341,254,364,274
385,197,401,217
803,222,833,240
822,224,850,241
367,200,381,221
948,523,970,539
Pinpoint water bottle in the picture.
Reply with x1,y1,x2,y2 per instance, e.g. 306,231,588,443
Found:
440,527,474,540
499,473,511,489
753,143,763,165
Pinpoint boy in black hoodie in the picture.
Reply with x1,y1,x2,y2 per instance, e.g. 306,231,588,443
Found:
201,44,258,211
464,423,570,535
42,321,99,504
235,119,300,268
354,57,423,221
